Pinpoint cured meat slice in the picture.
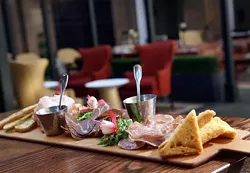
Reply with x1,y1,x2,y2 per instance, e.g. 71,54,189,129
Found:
35,95,75,112
64,102,124,139
97,109,129,120
118,138,145,150
127,122,165,147
164,115,184,140
148,114,175,134
65,112,96,138
126,114,183,147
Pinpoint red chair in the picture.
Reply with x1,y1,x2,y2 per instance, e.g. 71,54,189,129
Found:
68,45,112,97
120,41,175,101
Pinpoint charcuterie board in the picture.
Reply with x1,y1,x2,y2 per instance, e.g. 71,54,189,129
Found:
0,128,250,167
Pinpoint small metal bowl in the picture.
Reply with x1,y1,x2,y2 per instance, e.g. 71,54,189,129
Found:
123,94,156,123
35,105,67,136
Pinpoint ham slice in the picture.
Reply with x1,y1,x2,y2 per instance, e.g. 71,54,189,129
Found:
127,122,165,147
64,104,108,139
164,115,184,140
147,114,175,134
126,114,184,148
35,95,75,112
64,103,130,140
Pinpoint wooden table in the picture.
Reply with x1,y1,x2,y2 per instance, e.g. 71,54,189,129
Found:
0,112,250,173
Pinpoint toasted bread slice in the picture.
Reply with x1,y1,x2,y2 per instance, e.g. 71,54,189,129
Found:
200,118,226,144
0,104,37,129
158,110,203,157
200,117,236,144
14,118,37,132
3,113,33,130
197,110,216,128
212,117,236,139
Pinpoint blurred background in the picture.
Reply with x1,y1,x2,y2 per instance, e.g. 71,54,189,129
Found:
1,0,250,117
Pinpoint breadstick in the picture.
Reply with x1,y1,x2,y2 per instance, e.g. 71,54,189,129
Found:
0,104,37,129
3,112,33,130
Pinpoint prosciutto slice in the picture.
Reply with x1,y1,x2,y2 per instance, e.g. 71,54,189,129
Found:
147,114,175,134
125,114,184,148
35,95,75,112
64,103,130,140
126,122,165,147
164,115,184,139
64,103,108,139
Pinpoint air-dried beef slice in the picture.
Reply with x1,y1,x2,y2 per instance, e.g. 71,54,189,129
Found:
118,138,145,150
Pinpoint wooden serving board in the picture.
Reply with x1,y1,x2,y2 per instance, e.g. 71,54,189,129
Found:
0,128,250,168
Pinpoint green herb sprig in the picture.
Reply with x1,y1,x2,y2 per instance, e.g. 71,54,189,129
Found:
76,111,92,121
98,118,132,147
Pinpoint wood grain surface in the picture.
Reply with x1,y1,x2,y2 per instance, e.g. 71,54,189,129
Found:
0,112,249,173
0,127,249,168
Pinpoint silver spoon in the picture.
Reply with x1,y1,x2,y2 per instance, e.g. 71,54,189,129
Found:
133,64,142,102
59,74,69,110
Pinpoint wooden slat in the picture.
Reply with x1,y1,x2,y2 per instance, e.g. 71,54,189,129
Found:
1,128,249,168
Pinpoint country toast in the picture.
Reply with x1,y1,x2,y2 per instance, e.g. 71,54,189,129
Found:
158,110,203,157
197,110,216,128
200,118,226,144
200,117,236,144
212,117,236,139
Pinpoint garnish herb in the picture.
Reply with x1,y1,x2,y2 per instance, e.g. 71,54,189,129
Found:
76,111,92,121
99,118,132,146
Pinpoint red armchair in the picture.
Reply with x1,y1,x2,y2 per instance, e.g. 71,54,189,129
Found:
120,41,175,100
68,45,112,97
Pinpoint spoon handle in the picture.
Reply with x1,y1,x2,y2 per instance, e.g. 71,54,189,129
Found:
59,74,69,109
133,64,142,102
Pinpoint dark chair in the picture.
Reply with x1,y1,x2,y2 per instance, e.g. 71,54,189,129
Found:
68,45,112,97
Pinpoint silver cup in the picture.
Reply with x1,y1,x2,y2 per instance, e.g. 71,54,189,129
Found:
123,94,156,123
35,105,67,136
